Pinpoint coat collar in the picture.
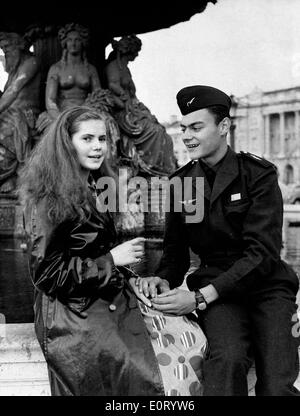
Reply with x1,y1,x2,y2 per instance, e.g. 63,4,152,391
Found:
190,146,239,203
191,159,211,200
210,146,239,204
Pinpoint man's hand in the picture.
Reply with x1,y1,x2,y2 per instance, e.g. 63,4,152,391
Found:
135,276,170,298
151,288,196,315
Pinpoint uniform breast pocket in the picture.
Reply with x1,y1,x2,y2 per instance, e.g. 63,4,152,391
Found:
224,198,251,224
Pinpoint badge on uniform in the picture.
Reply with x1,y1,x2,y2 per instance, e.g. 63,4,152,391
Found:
231,193,241,202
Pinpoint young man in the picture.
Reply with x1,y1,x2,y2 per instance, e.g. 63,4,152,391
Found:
138,85,300,396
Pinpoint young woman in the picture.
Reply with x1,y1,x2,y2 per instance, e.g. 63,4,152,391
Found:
20,106,207,396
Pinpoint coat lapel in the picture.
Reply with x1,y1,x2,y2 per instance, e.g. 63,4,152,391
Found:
191,160,211,201
210,147,239,205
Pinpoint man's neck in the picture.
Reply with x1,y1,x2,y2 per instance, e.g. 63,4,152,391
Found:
201,144,228,167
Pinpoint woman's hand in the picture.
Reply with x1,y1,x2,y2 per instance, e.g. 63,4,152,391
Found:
135,276,170,299
151,288,196,315
128,277,152,308
110,237,145,266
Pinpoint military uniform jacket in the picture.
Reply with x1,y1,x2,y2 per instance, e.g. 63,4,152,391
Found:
156,146,299,298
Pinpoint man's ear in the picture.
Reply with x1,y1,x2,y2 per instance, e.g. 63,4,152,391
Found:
219,117,231,135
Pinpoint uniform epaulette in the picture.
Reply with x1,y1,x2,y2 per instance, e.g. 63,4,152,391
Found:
238,151,277,170
169,160,195,179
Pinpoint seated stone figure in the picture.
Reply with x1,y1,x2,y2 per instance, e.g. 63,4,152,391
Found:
37,23,101,133
105,35,176,177
0,32,41,193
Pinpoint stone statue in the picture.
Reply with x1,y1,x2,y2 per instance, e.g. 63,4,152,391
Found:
37,23,101,132
105,35,176,177
0,32,41,193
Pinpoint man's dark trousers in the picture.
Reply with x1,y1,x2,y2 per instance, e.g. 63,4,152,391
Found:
198,276,300,396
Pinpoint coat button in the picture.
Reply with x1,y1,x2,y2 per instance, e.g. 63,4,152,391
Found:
109,304,117,311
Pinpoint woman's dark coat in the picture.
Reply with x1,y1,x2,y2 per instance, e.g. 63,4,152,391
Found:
24,194,164,396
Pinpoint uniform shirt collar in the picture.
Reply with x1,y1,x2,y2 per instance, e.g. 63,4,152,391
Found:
199,147,229,189
199,146,229,174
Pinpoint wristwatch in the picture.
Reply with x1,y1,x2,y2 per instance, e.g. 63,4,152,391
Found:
194,289,207,311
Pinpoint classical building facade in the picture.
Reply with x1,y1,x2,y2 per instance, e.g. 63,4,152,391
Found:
234,87,300,185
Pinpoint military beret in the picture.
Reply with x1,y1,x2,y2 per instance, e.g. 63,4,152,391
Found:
176,85,231,115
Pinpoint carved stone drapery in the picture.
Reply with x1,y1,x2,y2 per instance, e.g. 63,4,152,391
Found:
0,31,42,193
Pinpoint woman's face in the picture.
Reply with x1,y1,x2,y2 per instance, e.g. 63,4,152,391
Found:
72,119,107,173
66,31,83,54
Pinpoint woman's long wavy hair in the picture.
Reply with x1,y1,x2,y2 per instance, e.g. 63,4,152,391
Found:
19,106,111,226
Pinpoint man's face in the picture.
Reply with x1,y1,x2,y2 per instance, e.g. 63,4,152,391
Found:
180,108,227,162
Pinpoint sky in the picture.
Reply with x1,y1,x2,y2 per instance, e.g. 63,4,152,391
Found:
127,0,300,123
1,0,300,124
